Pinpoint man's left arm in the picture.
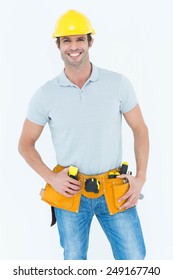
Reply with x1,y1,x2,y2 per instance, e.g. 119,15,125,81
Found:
118,104,149,209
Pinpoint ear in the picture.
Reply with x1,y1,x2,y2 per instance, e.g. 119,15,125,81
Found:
55,38,61,49
55,42,60,49
89,38,94,48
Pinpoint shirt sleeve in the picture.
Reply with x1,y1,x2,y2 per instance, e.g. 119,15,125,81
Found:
26,88,49,126
119,74,138,113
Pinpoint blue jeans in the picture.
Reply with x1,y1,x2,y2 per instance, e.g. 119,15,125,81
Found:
54,195,146,260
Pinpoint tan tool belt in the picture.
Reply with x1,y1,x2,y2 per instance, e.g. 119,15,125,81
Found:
40,165,129,222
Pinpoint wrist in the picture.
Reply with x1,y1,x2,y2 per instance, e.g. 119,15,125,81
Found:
44,170,57,185
136,172,146,183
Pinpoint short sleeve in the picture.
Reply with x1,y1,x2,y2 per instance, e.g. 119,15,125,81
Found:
26,88,49,126
119,75,138,113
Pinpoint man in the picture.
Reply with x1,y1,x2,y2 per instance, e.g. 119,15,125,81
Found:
18,10,149,260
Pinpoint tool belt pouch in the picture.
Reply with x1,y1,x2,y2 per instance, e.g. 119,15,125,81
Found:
104,178,129,215
40,166,81,212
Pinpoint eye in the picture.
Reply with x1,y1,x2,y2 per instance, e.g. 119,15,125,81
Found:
62,38,71,43
77,37,85,42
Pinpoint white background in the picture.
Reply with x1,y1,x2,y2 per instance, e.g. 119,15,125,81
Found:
0,0,173,260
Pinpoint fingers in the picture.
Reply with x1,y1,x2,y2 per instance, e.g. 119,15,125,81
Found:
63,190,80,197
58,179,81,197
52,167,82,196
65,182,81,192
61,167,81,186
117,174,130,179
118,189,131,202
119,192,140,210
54,183,81,196
118,181,139,210
119,197,136,210
62,168,82,194
117,174,140,209
117,174,131,184
68,176,81,186
59,183,81,197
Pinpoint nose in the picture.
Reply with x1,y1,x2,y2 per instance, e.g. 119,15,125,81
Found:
69,42,79,50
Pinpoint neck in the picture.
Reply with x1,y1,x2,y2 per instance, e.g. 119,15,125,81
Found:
64,62,92,89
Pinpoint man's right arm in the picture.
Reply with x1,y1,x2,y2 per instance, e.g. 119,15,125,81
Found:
18,119,81,196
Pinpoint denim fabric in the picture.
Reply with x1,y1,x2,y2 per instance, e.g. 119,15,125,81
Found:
54,195,146,260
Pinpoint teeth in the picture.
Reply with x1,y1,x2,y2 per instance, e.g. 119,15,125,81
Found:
69,53,80,57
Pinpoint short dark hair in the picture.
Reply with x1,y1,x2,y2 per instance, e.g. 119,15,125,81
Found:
56,33,92,48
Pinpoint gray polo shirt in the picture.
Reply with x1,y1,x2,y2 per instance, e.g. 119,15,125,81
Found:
27,64,137,175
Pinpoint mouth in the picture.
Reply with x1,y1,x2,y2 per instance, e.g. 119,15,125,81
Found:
68,52,82,58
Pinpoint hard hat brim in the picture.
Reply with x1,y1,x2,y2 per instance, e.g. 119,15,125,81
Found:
52,29,95,38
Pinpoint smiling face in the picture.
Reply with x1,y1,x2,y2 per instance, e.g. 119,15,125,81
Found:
58,34,93,67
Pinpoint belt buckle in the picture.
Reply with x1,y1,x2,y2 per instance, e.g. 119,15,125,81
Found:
85,178,100,193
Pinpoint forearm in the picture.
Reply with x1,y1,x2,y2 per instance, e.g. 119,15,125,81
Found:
18,143,81,197
18,144,54,184
133,124,149,182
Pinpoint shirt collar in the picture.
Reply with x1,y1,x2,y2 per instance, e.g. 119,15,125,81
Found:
58,63,99,87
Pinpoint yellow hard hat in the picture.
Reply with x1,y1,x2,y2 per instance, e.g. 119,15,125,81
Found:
52,9,95,38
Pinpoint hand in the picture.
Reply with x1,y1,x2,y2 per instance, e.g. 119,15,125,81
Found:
117,174,145,210
49,167,81,197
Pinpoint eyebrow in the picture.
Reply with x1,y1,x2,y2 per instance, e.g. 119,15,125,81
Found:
61,36,70,40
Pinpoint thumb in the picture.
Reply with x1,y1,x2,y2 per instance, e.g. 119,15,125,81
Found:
62,167,69,174
117,174,127,179
117,174,129,183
